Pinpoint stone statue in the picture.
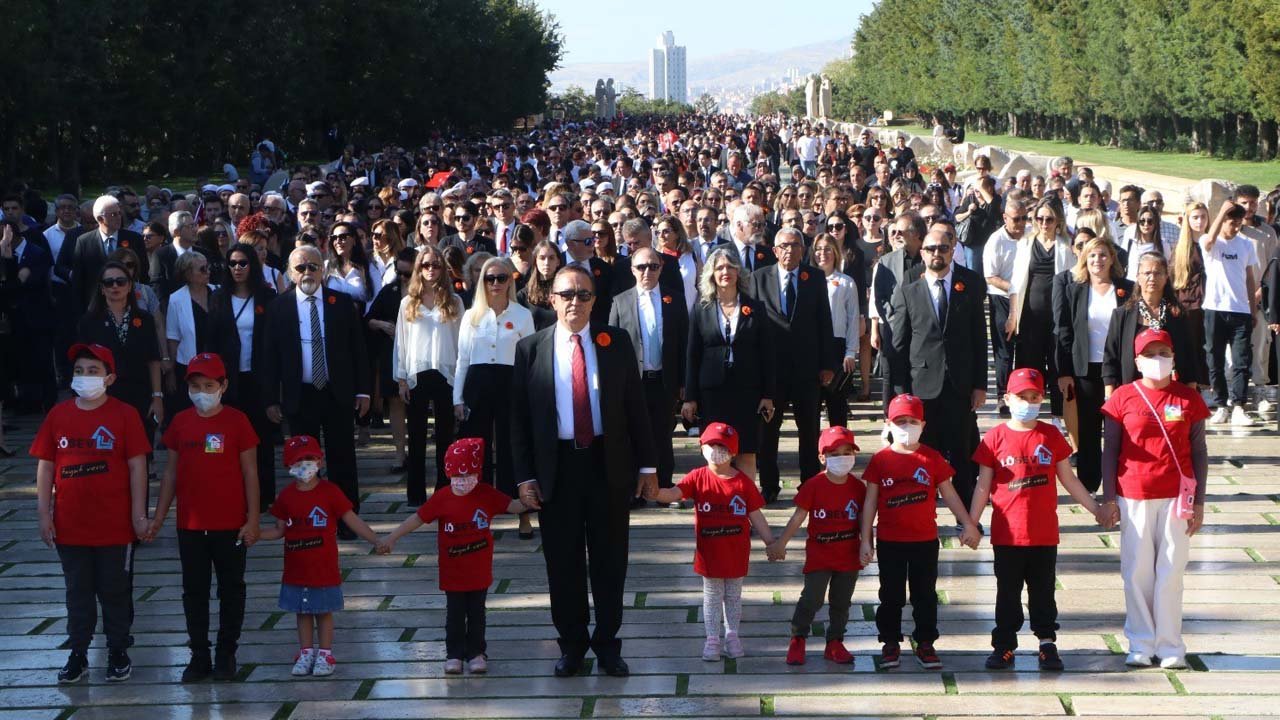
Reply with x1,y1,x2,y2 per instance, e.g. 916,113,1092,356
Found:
594,79,606,119
804,74,818,119
819,74,833,119
605,78,617,119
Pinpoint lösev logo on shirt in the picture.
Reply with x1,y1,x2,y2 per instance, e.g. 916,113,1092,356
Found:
1008,475,1050,491
885,490,930,508
810,499,860,522
697,496,748,516
1001,445,1054,467
205,434,225,453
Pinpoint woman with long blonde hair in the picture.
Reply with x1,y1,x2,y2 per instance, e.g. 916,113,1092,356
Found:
394,246,464,505
1171,202,1211,386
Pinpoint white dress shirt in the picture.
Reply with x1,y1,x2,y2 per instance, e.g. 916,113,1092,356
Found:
1087,285,1117,363
673,252,697,313
230,295,255,371
325,266,368,303
393,295,462,388
554,324,603,439
295,286,325,384
734,240,758,272
825,270,861,358
636,286,663,371
453,302,535,405
982,227,1020,297
926,269,953,324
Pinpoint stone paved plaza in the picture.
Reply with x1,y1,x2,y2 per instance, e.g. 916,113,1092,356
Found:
0,401,1277,719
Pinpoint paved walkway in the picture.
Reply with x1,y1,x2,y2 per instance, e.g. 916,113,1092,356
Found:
0,401,1277,719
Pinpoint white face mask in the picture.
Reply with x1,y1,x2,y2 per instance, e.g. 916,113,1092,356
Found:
1136,354,1173,382
289,461,319,481
450,475,479,495
825,455,857,477
70,376,106,400
188,390,222,413
1008,397,1040,422
702,444,733,466
888,422,923,446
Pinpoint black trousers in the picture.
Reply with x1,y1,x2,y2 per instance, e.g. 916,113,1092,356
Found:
642,374,680,488
874,539,939,644
992,545,1059,650
233,371,276,508
1074,363,1106,493
459,364,514,494
790,569,858,640
537,440,630,661
988,295,1013,398
445,590,488,660
822,341,850,427
57,544,133,654
406,369,454,503
759,378,821,494
1015,333,1063,416
920,382,977,508
177,529,247,653
288,384,360,512
1204,309,1253,406
12,325,55,412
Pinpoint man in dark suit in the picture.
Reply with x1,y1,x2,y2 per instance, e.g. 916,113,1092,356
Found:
510,264,657,679
609,246,688,495
871,212,927,402
888,229,988,508
438,201,498,257
69,196,147,312
750,227,837,503
725,203,776,275
611,219,685,305
148,210,209,307
261,246,371,538
558,219,613,324
1,222,56,411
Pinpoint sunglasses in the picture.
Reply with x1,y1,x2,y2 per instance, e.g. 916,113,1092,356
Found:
455,215,474,222
547,204,568,211
1138,218,1155,225
827,223,846,231
420,261,443,270
569,235,595,246
1009,215,1028,223
483,273,510,284
1035,215,1056,223
552,289,594,302
227,259,250,269
331,232,354,241
921,245,952,254
422,218,441,226
101,276,130,288
862,214,881,221
510,245,529,253
633,262,661,272
368,204,384,211
293,263,320,273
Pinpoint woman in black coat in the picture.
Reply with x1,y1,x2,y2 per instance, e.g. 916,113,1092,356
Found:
207,242,278,508
1052,233,1133,493
365,247,417,472
680,247,776,482
1102,251,1198,394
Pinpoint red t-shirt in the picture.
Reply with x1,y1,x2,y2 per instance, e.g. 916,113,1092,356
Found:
861,445,954,542
972,422,1073,546
271,480,353,588
678,467,765,578
1101,381,1209,499
29,397,151,546
161,406,259,531
417,484,514,592
793,472,867,573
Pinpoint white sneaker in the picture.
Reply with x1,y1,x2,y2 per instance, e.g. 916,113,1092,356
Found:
723,633,745,659
1159,655,1188,669
1209,407,1230,425
444,658,464,674
1125,652,1154,667
468,655,488,674
701,636,722,661
1231,405,1256,427
1257,399,1273,415
311,652,336,676
291,649,316,676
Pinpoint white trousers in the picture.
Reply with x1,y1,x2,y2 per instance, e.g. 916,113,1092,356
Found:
1119,496,1191,658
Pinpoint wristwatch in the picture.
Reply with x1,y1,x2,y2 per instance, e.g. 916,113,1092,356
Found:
152,392,164,398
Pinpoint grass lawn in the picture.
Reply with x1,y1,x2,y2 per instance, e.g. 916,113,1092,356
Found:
899,124,1280,187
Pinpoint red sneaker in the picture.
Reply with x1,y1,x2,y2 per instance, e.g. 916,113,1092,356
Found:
823,640,854,665
785,636,806,665
915,643,942,670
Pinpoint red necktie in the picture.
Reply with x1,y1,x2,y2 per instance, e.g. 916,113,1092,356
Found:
571,334,593,447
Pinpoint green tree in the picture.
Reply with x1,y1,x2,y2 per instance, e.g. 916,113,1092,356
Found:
694,93,720,115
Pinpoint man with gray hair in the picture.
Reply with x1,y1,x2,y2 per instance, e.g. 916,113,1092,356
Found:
149,211,206,304
613,218,685,305
70,195,147,310
727,202,774,273
560,218,613,324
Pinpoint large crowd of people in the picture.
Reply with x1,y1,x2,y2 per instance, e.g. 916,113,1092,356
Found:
5,113,1279,686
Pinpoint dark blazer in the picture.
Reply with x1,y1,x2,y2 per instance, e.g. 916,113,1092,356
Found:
207,285,277,403
260,286,371,415
2,241,54,330
572,256,614,325
610,252,686,305
888,264,988,400
608,285,689,399
1101,301,1199,388
517,288,558,330
439,233,498,258
724,241,777,273
685,295,776,404
509,324,657,501
1052,272,1135,378
150,243,214,306
76,308,161,410
749,263,838,378
70,228,147,310
51,225,84,285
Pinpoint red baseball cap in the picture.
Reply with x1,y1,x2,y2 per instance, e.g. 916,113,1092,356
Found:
700,422,739,456
283,435,324,466
1134,328,1173,356
185,352,227,381
819,426,859,454
1007,367,1045,396
886,394,925,422
443,437,485,478
67,343,115,375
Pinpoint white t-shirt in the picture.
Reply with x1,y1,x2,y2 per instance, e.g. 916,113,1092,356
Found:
795,136,820,162
1199,233,1258,315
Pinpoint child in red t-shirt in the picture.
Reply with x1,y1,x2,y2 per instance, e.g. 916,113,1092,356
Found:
859,394,980,671
149,353,260,682
378,438,525,675
259,436,380,678
770,426,867,666
970,368,1105,671
649,423,777,662
32,344,151,684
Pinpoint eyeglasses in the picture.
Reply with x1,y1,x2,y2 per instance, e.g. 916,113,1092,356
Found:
552,289,594,302
142,233,158,240
101,277,130,288
1138,219,1155,225
547,204,568,211
299,210,317,217
569,235,595,246
1035,215,1056,223
633,262,661,272
1009,215,1028,223
921,245,952,254
489,202,514,210
775,242,803,251
420,261,443,270
372,232,385,239
227,259,250,269
1138,269,1167,278
455,215,474,222
293,263,320,273
422,218,441,226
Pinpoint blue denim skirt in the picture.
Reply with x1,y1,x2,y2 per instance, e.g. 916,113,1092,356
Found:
279,583,344,614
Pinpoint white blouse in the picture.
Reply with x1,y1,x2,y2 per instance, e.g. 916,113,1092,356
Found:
165,285,216,365
369,254,397,301
825,270,861,359
325,266,368,304
670,251,698,314
393,295,463,388
1087,285,1117,363
452,303,536,405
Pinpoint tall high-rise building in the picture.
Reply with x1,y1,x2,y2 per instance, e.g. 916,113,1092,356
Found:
648,31,687,105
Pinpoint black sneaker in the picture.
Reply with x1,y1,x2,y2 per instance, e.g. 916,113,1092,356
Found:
212,649,238,682
985,648,1015,670
57,651,88,684
182,649,212,682
1038,642,1064,671
106,650,132,682
879,642,901,669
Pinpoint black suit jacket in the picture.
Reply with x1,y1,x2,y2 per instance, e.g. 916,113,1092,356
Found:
509,323,657,502
1052,272,1135,378
1101,302,1199,388
565,256,614,325
685,296,776,404
150,243,214,307
2,241,54,330
207,286,277,403
70,228,148,310
724,241,777,273
608,285,689,399
749,264,838,379
260,287,371,415
889,264,988,400
439,233,498,257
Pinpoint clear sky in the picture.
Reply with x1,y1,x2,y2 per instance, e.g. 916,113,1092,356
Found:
533,0,872,64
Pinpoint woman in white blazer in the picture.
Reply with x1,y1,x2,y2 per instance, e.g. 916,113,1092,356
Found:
165,250,217,409
811,232,861,427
